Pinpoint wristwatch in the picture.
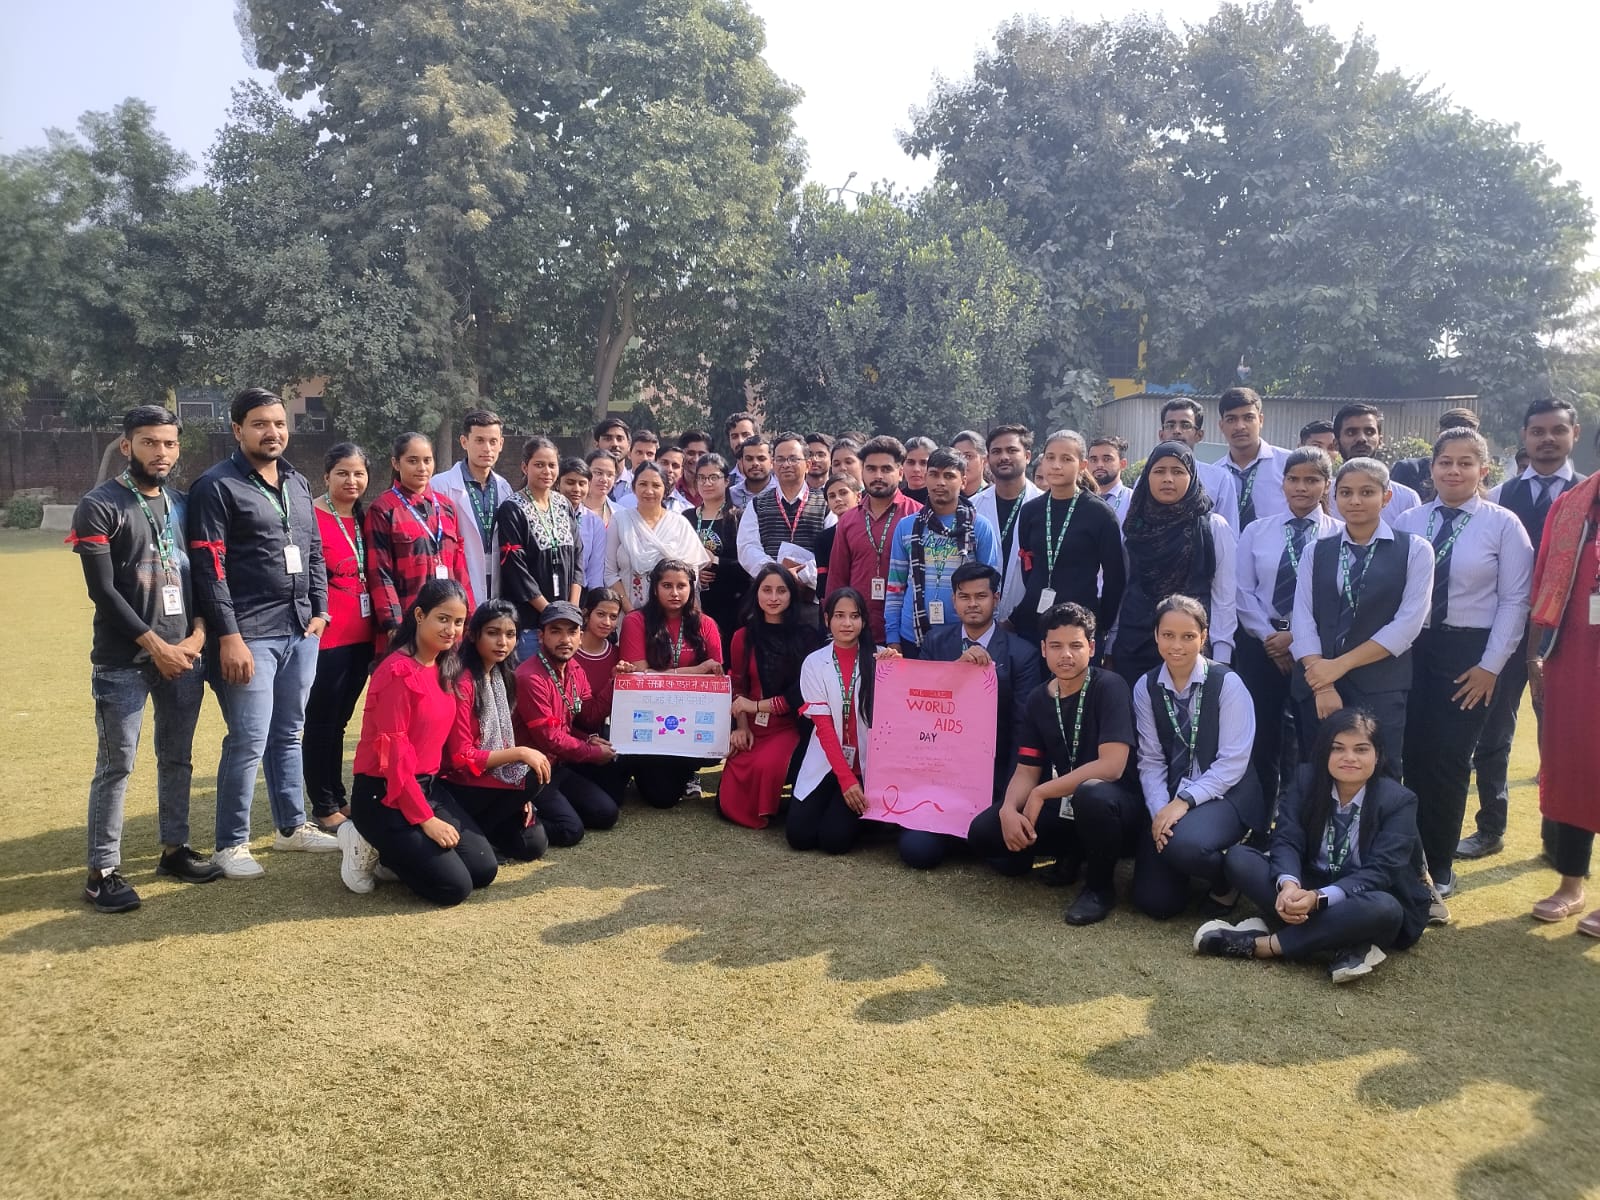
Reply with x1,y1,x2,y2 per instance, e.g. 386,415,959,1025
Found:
1178,791,1197,810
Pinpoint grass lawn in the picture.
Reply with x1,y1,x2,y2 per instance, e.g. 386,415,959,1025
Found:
1,525,1596,1200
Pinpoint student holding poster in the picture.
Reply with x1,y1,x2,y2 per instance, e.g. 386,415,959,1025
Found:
788,589,876,855
968,603,1142,925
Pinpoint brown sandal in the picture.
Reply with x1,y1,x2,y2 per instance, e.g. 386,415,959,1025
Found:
1532,894,1587,922
1578,911,1600,938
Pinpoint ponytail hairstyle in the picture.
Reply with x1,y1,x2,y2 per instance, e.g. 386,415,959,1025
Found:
641,557,709,669
457,598,522,724
823,586,876,724
389,577,468,695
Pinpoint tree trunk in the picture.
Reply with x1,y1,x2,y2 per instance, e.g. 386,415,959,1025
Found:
95,436,125,486
592,270,634,422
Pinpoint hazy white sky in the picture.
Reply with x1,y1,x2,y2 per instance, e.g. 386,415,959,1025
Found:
2,0,1593,207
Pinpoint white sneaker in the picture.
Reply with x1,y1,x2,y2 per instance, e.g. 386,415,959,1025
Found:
337,822,379,895
212,845,264,879
1234,916,1269,935
274,823,340,853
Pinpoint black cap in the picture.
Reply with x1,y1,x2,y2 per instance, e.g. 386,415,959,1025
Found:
539,601,584,628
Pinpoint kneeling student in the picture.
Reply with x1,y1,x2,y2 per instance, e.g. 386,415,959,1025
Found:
789,589,876,855
968,603,1142,924
1196,707,1432,982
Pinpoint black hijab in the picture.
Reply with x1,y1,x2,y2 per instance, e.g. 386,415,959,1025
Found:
1123,441,1215,600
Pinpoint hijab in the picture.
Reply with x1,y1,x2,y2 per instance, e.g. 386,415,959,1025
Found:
1123,441,1214,600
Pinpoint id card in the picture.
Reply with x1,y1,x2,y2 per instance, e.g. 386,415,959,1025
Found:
161,584,184,617
870,577,886,601
284,544,304,574
1059,795,1076,821
754,712,770,728
928,600,946,625
359,593,373,618
841,744,858,769
1591,592,1600,625
1037,587,1057,614
434,564,450,580
551,570,563,600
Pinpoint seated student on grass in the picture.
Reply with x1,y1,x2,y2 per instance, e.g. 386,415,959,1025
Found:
878,561,1042,870
438,600,553,865
721,564,822,829
1131,595,1264,920
1196,707,1432,983
338,579,499,905
968,602,1142,925
514,601,626,845
1290,457,1432,779
572,587,622,737
616,557,726,809
789,588,877,855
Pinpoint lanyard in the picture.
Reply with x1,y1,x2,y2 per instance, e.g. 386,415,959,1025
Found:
997,494,1025,544
249,472,291,532
1052,668,1091,770
321,497,366,582
696,508,721,550
1043,491,1083,573
1338,542,1373,613
538,652,581,718
1107,487,1124,511
668,616,685,666
776,488,809,542
1161,683,1201,769
1325,806,1358,876
1232,460,1261,511
1425,506,1473,564
120,472,178,578
924,511,959,589
831,647,858,743
1282,519,1310,572
522,488,560,546
464,475,498,545
392,486,441,551
863,502,897,559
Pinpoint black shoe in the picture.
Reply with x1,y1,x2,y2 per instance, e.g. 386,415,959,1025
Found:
1329,943,1387,984
1198,888,1239,918
1194,924,1258,960
1064,888,1116,926
156,845,225,883
84,870,141,913
1455,831,1503,859
1039,855,1081,888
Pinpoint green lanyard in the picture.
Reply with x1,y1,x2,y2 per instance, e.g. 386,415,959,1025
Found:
1161,683,1201,768
1425,506,1473,564
1233,461,1260,512
1043,491,1083,573
120,472,178,578
1338,542,1372,613
997,494,1024,544
1325,806,1358,875
1282,519,1310,572
464,475,498,545
696,509,719,550
864,503,897,558
538,652,582,718
321,497,366,582
831,647,858,741
668,617,686,666
250,473,291,532
522,488,560,546
1052,668,1091,769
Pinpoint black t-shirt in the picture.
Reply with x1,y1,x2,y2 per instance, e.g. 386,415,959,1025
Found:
994,492,1023,564
1010,491,1126,640
1015,669,1137,785
71,479,194,667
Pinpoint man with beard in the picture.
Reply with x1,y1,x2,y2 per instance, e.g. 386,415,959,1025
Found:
1086,435,1133,526
737,432,832,620
71,406,223,911
827,436,923,642
724,410,760,491
1334,403,1420,521
1157,399,1240,528
804,432,835,491
974,424,1042,623
729,435,777,508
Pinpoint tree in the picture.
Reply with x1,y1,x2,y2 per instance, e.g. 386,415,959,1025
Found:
755,185,1044,437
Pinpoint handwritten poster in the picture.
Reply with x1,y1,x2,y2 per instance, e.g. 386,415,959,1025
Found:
614,673,732,758
865,657,998,837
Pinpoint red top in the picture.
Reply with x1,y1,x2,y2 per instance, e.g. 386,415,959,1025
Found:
315,506,375,649
618,610,724,668
351,652,457,823
804,644,861,791
574,641,620,733
440,673,520,791
827,492,923,642
514,652,605,764
730,627,791,717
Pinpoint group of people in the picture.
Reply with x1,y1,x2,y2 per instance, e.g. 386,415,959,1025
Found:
71,385,1600,982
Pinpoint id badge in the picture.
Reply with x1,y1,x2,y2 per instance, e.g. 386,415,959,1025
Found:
1059,796,1075,821
1037,587,1057,614
284,544,304,574
161,584,184,617
1590,592,1600,625
928,600,946,625
754,712,770,728
434,564,450,580
842,744,858,769
359,593,373,618
551,570,563,600
871,577,886,601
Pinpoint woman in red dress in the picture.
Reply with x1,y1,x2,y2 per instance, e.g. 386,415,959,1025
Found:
719,565,823,828
1528,461,1600,935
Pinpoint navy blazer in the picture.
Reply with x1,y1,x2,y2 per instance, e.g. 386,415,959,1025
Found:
920,622,1044,794
1269,764,1433,947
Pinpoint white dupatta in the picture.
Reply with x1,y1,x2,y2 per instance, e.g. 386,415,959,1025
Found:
606,506,709,607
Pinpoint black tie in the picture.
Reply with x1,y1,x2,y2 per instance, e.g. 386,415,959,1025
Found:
961,636,975,651
1168,690,1194,786
1232,462,1260,528
1272,517,1313,619
1334,542,1371,650
1532,475,1557,520
1430,508,1461,627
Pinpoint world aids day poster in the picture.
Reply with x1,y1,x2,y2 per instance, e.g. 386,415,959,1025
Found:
865,657,998,836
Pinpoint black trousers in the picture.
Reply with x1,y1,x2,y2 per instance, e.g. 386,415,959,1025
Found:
626,753,706,809
350,773,497,907
441,780,549,862
532,761,627,846
1551,821,1595,878
1296,683,1408,781
302,641,374,819
1131,787,1252,919
1226,845,1406,958
1235,632,1295,809
1470,634,1556,851
1403,628,1493,881
967,780,1142,892
787,776,863,855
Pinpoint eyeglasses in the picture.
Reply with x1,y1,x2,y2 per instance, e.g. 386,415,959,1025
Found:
774,456,805,466
697,473,725,483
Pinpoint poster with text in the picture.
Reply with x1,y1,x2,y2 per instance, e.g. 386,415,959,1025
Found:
865,657,998,836
614,673,732,758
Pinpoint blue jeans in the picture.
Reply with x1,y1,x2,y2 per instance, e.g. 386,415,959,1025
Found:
87,661,205,871
209,633,320,848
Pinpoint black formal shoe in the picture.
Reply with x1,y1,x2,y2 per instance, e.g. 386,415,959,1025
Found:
156,845,225,883
1455,831,1503,859
84,870,141,913
1193,924,1258,960
1039,855,1081,888
1198,887,1239,918
1329,943,1387,984
1064,888,1116,926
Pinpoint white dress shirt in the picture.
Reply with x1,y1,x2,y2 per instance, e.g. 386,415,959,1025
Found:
1488,461,1579,505
1133,657,1256,816
1290,520,1434,662
729,473,778,508
1203,512,1239,664
1099,481,1134,528
1235,507,1343,640
735,485,836,589
1392,496,1534,674
1382,480,1421,522
433,461,514,601
1221,441,1289,524
1195,459,1240,528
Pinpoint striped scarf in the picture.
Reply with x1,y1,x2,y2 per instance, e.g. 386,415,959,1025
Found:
908,499,976,643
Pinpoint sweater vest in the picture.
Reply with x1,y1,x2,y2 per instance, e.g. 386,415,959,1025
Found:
1309,532,1414,693
1146,663,1230,796
753,489,828,558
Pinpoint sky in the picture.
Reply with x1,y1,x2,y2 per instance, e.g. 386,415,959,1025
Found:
2,0,1594,208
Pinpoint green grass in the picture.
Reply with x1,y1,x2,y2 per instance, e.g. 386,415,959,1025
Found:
1,526,1596,1200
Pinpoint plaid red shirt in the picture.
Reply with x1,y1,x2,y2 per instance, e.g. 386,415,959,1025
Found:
365,485,476,631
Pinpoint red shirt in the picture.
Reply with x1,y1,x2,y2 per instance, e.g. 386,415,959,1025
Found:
440,673,520,791
574,641,619,733
827,492,923,642
351,653,457,823
514,651,605,764
315,506,375,649
618,610,724,668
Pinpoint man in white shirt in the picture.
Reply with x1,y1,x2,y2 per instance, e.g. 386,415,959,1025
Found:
972,424,1042,621
1218,387,1289,529
1334,403,1421,521
1086,435,1134,526
1156,398,1240,527
433,409,515,601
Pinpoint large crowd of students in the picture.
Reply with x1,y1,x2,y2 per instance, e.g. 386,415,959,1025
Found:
70,386,1600,982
